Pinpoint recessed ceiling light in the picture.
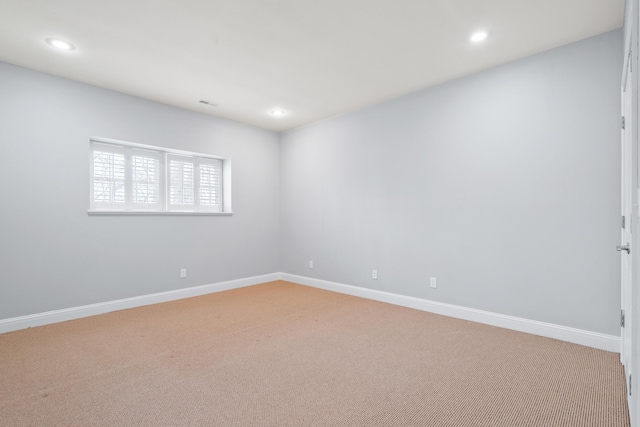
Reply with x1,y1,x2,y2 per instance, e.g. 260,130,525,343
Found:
46,38,75,51
470,31,489,43
270,109,286,117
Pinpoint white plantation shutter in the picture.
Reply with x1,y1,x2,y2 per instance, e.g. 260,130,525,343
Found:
198,158,222,212
168,155,195,210
91,144,126,209
132,150,162,209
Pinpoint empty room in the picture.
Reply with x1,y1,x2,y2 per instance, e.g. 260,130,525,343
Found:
0,0,638,426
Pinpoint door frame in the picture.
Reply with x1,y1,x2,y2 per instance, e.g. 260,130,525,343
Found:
622,17,638,422
622,50,633,373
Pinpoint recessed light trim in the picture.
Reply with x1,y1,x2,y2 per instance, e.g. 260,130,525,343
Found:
46,38,75,51
270,109,286,117
470,31,489,43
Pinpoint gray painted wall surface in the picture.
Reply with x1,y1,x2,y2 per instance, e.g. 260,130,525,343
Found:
280,30,623,335
0,61,280,318
624,0,633,66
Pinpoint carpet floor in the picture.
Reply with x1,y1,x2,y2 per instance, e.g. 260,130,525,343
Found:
0,281,630,426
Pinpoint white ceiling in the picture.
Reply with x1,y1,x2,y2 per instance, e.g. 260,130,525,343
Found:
0,0,625,132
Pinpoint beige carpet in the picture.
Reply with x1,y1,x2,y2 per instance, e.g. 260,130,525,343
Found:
0,281,630,426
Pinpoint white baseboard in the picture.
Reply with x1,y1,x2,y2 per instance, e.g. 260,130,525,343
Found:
280,273,621,353
1,272,621,354
0,273,280,335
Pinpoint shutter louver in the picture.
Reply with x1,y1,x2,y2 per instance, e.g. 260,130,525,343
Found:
132,153,161,207
169,157,195,208
92,149,126,206
199,159,222,207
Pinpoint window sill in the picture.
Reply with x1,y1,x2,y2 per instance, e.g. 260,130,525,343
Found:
88,210,233,216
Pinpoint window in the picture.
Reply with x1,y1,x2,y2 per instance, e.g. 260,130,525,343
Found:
89,138,230,214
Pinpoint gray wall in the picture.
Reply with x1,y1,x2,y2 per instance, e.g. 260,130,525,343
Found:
0,61,280,318
624,0,633,66
280,30,623,335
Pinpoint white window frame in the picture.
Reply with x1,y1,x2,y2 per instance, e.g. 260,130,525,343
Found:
89,137,232,215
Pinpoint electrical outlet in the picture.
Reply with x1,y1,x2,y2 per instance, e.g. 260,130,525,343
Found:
309,260,313,269
180,268,187,278
372,269,378,279
430,277,437,288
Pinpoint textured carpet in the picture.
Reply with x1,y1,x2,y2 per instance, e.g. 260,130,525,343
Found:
0,281,630,426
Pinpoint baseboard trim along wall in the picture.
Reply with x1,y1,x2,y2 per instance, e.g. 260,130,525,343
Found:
280,273,621,353
0,273,280,335
0,272,621,353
